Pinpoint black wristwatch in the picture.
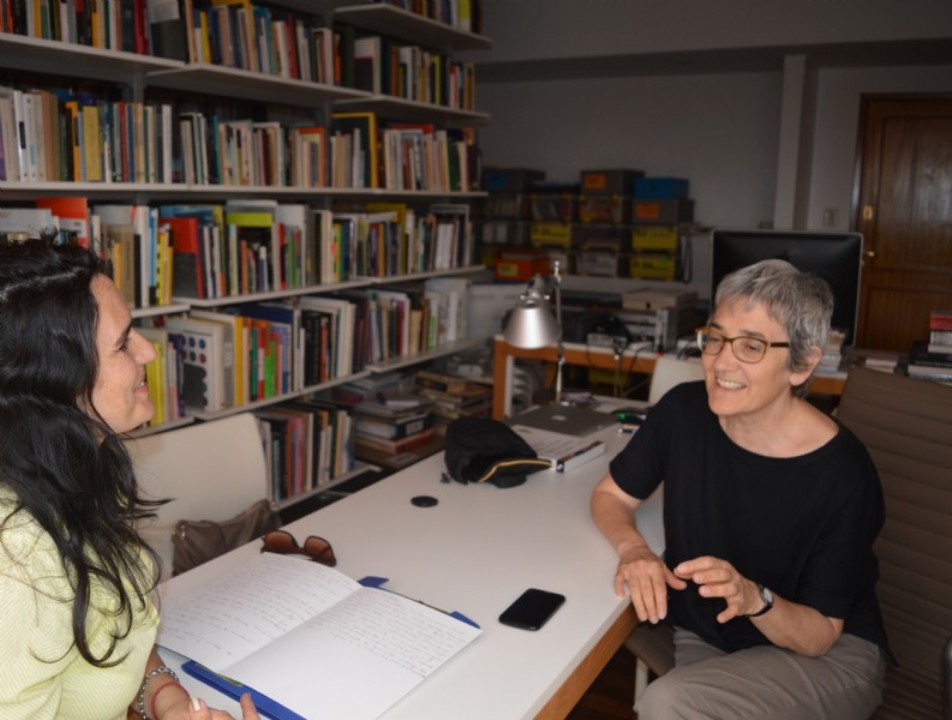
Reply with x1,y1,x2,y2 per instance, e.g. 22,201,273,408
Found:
746,583,774,618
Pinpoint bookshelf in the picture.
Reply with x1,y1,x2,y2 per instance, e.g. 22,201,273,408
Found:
0,0,490,505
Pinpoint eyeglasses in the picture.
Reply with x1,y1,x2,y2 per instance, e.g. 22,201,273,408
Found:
261,530,337,567
695,327,791,364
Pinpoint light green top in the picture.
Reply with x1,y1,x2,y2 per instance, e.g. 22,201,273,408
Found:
0,488,159,719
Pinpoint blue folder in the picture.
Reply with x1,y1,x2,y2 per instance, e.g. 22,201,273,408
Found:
182,661,305,720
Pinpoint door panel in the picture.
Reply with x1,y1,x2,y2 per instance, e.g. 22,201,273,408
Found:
855,96,952,351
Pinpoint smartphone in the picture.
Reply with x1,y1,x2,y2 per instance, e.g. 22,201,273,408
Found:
498,588,566,630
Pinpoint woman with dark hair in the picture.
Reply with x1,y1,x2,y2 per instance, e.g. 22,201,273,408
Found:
592,259,889,718
0,238,258,720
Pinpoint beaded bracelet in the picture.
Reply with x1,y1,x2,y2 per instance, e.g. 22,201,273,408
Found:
136,665,179,720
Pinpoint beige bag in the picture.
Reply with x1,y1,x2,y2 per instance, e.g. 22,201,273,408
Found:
171,498,281,576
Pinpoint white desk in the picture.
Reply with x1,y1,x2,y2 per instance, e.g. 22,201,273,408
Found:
161,423,663,719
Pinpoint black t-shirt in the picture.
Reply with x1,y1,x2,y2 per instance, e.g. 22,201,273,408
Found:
609,381,889,654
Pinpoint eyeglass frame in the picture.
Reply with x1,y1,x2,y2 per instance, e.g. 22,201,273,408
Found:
695,326,791,364
260,529,337,567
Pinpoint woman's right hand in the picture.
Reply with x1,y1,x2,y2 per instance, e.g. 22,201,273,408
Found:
615,542,686,624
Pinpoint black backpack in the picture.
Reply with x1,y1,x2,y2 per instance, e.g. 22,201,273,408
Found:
443,416,551,488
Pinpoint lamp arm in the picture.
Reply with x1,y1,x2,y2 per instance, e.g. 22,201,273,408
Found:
553,261,564,405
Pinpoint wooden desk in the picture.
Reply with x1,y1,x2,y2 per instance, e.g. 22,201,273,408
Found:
158,425,663,719
493,336,847,419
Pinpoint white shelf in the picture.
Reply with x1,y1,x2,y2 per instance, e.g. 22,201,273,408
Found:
0,32,181,82
334,4,492,53
174,278,377,308
132,303,190,319
274,461,375,511
146,64,369,106
333,95,490,126
365,337,483,373
187,371,374,421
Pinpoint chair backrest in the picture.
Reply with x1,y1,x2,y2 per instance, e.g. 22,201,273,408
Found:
124,414,268,580
647,356,705,405
836,367,952,719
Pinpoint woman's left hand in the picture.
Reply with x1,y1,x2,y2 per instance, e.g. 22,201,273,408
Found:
673,556,763,623
180,693,260,719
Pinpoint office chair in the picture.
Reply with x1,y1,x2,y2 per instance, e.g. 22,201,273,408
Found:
124,414,270,581
646,355,705,406
836,367,952,719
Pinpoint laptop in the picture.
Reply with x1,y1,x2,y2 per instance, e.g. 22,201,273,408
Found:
508,403,620,437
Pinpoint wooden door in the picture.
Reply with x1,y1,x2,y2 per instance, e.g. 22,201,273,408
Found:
854,95,952,351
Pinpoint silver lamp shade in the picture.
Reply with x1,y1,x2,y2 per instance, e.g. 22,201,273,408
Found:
503,288,559,349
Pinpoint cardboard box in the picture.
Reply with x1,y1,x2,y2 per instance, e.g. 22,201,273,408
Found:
632,225,683,252
482,167,545,193
629,253,679,281
622,289,697,312
530,222,573,248
633,177,690,199
580,169,644,194
632,199,694,225
579,194,630,224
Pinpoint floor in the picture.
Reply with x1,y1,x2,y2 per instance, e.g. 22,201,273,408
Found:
567,645,639,720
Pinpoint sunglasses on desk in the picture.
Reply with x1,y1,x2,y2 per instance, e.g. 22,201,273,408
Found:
261,530,337,567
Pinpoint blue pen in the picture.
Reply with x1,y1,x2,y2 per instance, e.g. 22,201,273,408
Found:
182,661,306,720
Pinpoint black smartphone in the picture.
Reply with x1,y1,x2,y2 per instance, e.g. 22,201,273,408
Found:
498,588,566,630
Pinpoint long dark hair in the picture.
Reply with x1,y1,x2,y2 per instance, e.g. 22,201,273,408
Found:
0,237,161,667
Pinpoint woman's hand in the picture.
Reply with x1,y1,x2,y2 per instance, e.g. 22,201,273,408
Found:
186,693,260,720
616,541,687,624
673,556,762,623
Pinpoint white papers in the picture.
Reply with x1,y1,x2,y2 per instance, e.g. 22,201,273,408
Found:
158,553,480,720
511,425,607,473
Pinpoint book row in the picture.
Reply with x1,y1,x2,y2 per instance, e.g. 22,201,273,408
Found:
0,90,479,191
254,400,354,502
376,0,484,34
0,199,474,306
0,0,484,60
352,35,476,110
137,276,471,418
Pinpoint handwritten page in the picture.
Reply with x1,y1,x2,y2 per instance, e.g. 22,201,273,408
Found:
158,554,358,668
157,553,481,720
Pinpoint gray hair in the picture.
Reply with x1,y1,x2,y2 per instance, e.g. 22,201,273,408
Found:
714,259,834,396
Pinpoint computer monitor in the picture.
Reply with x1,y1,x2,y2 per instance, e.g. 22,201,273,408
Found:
710,229,863,348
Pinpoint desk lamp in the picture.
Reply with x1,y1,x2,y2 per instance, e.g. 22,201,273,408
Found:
502,261,618,436
503,260,565,404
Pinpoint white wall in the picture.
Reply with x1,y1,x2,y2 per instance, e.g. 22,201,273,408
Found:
476,0,952,63
469,3,952,232
478,72,781,229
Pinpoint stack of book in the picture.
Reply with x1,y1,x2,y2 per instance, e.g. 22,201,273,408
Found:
907,311,952,385
413,370,492,433
351,394,438,467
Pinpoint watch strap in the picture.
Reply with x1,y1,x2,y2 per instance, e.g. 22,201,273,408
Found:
746,583,774,618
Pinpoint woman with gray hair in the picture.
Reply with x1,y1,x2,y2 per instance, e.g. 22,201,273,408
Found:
591,259,889,718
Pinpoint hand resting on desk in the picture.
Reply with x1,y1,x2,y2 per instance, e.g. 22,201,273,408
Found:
177,692,259,720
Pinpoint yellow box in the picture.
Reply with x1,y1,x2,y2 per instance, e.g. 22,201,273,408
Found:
632,225,681,252
530,222,573,248
629,254,678,281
